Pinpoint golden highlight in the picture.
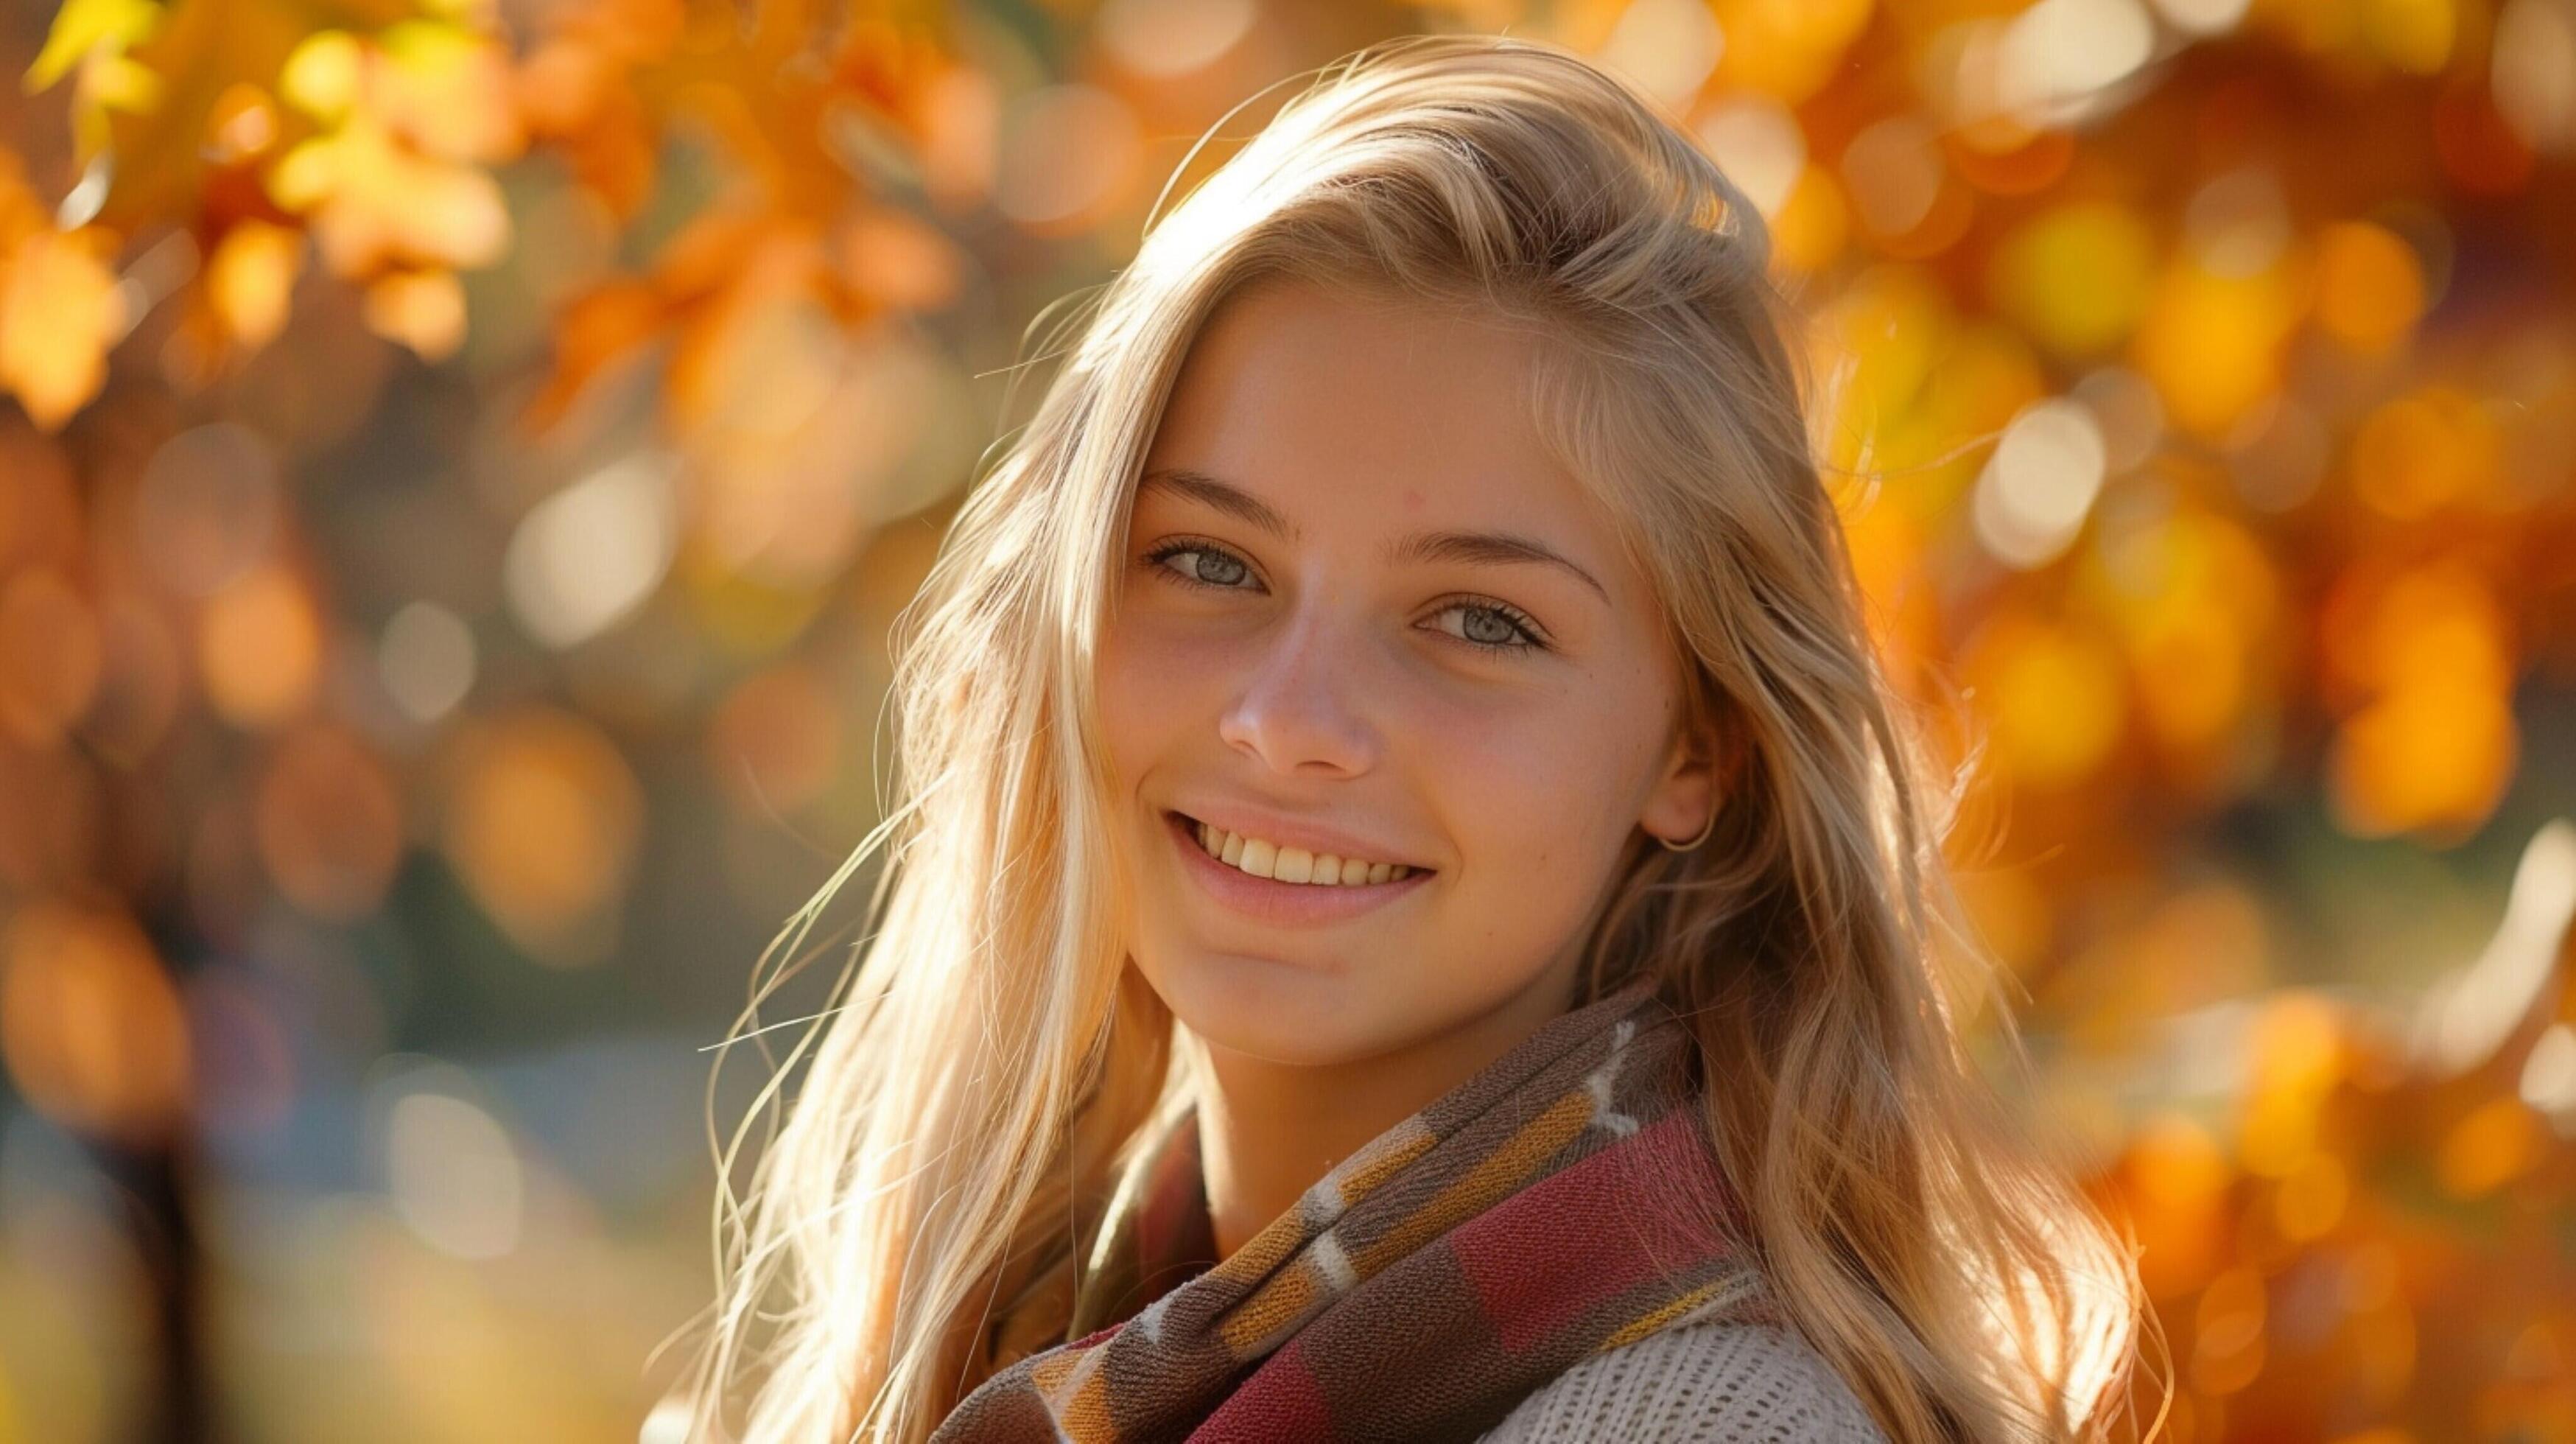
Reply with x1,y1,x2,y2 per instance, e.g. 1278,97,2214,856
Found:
676,32,2159,1443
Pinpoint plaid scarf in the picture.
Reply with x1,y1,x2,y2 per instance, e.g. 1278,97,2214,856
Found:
930,978,1780,1442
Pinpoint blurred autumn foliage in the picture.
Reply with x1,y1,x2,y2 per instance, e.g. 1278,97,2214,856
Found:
1,0,2572,1440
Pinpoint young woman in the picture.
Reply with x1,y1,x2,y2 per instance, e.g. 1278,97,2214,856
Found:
681,32,2150,1444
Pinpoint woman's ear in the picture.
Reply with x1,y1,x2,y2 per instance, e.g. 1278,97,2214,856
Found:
1645,684,1757,847
1643,709,1727,847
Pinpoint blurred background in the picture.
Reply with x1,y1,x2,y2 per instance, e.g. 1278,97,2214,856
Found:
0,0,2571,1438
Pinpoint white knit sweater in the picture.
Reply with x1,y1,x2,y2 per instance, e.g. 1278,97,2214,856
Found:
1477,1319,1889,1442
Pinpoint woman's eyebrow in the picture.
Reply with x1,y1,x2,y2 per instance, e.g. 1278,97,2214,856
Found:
1137,466,1610,606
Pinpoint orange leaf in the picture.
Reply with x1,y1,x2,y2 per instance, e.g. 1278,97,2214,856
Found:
206,217,304,351
0,226,129,431
522,278,664,432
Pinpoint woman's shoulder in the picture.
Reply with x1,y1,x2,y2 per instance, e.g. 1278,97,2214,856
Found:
1475,1314,1889,1443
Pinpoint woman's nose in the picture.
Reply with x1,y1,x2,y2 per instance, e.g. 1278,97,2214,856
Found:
1215,606,1380,778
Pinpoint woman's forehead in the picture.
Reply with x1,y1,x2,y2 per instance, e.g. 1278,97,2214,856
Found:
1140,283,1612,553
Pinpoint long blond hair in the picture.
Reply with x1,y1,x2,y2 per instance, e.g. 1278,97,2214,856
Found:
680,32,2153,1443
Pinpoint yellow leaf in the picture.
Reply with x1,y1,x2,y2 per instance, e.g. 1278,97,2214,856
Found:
85,52,162,113
278,31,362,121
24,0,161,94
266,133,340,211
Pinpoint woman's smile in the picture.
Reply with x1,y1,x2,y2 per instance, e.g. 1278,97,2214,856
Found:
1162,807,1436,929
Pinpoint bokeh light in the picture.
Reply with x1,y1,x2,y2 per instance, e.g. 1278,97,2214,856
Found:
440,708,644,967
1,902,188,1147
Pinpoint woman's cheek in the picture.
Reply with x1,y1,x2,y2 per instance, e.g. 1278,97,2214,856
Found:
1417,714,1574,866
1106,596,1230,681
1096,631,1190,787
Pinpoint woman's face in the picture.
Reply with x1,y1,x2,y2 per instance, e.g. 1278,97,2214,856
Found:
1098,277,1717,1067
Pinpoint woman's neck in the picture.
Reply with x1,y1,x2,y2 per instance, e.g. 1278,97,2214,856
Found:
1187,964,1584,1261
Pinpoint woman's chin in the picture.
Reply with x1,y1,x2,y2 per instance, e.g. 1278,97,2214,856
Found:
1153,953,1389,1067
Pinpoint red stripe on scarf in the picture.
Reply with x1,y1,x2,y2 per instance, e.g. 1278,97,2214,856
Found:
1451,1107,1736,1356
1190,1335,1336,1441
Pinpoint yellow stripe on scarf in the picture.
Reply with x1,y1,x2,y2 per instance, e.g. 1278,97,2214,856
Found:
1593,1272,1766,1353
1356,1087,1595,1276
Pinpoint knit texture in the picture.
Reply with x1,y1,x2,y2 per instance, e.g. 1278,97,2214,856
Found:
1475,1317,1890,1442
929,978,1778,1442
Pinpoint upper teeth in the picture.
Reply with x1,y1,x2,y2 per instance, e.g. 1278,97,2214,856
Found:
1192,819,1414,886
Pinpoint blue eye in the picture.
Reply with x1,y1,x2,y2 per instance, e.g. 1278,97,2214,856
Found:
1137,539,1550,656
1144,542,1251,590
1429,599,1546,653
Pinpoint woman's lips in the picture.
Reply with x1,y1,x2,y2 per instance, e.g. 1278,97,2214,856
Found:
1164,810,1433,927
